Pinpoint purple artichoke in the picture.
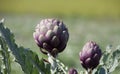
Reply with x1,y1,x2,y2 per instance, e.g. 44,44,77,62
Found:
79,41,102,70
33,18,69,57
68,68,78,74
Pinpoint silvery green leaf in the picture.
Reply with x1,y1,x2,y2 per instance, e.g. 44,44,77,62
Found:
100,50,113,68
0,19,50,74
101,45,113,65
108,45,120,73
99,45,120,74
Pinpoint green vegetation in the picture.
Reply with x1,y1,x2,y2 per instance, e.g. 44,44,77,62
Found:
0,15,119,74
0,0,120,18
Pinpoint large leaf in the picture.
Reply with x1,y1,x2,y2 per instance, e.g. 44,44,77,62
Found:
0,19,50,74
98,45,120,74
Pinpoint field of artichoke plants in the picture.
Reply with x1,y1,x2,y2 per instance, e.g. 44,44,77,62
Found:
0,15,120,74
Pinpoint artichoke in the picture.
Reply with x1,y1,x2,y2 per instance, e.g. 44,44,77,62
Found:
33,18,69,57
79,41,102,70
68,68,78,74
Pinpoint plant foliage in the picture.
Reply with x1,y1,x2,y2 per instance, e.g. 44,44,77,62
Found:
0,19,120,74
0,19,50,74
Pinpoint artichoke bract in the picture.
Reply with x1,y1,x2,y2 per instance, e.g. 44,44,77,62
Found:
79,41,102,70
33,18,69,57
68,68,78,74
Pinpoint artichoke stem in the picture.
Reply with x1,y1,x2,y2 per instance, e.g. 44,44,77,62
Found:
87,69,92,74
48,53,57,74
51,48,58,58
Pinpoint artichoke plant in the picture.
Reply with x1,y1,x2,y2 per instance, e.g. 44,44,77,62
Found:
33,18,69,57
79,41,102,70
68,68,78,74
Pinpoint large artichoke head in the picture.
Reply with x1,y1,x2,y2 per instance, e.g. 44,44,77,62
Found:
79,41,102,70
33,18,69,57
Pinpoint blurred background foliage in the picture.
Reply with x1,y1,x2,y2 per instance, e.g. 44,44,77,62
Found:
0,0,120,74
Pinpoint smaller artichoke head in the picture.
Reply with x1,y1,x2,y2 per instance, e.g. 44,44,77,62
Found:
79,41,102,70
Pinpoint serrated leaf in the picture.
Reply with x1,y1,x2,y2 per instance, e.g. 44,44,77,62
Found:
108,46,120,73
0,19,21,64
102,45,113,65
99,45,120,74
0,19,49,74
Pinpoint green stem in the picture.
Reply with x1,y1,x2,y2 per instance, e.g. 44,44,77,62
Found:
48,53,67,74
48,53,57,74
